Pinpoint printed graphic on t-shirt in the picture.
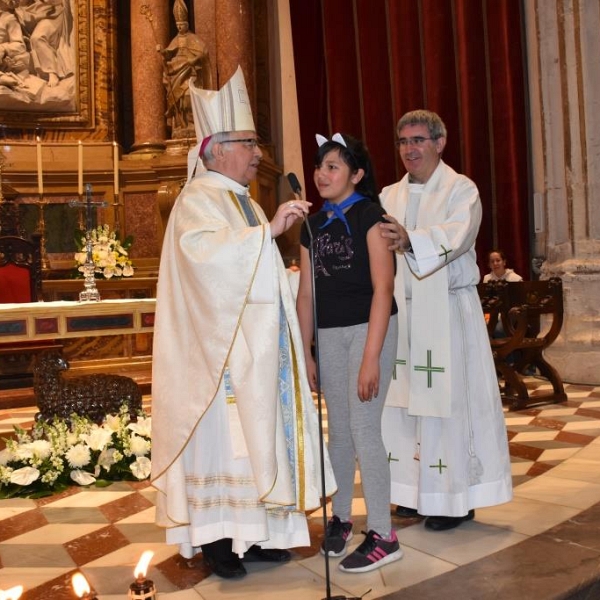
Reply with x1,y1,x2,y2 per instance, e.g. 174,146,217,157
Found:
313,232,354,277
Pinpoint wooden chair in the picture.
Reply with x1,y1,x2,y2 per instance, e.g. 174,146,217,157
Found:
0,233,61,389
478,278,567,410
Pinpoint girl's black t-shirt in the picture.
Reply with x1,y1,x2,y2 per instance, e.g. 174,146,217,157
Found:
300,200,398,328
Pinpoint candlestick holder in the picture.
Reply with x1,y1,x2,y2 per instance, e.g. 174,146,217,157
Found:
77,192,85,231
0,149,19,236
68,184,108,302
79,232,101,302
113,191,121,233
129,550,156,600
0,148,6,203
128,575,156,600
36,193,49,270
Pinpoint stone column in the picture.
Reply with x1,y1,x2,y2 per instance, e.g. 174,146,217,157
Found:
193,0,217,89
271,0,304,261
130,0,169,153
214,0,255,105
524,0,600,384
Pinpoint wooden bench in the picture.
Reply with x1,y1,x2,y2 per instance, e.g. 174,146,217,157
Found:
478,277,567,410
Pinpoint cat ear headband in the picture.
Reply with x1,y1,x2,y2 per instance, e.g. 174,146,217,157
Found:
315,133,347,147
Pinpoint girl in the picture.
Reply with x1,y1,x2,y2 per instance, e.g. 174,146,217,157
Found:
483,250,523,282
296,133,402,573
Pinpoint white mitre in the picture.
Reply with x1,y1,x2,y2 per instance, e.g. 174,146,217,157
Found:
187,66,255,181
190,65,255,143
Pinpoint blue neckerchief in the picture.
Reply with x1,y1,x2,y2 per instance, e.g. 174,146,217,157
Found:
319,192,367,235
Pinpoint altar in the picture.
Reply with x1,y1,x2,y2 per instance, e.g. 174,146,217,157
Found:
0,299,155,400
0,298,155,343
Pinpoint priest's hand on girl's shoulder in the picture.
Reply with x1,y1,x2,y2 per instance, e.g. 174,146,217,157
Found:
380,214,410,252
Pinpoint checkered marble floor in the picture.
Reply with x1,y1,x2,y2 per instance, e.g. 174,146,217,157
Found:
1,379,600,599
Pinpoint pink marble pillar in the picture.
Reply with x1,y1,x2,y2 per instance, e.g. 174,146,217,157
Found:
130,0,169,152
214,0,255,107
193,0,217,89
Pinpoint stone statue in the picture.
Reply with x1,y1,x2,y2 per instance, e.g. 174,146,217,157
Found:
158,0,212,140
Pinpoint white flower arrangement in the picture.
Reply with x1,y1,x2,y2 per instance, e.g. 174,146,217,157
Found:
74,224,134,279
0,405,151,499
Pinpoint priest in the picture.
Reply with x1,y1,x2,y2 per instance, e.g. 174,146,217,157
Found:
379,109,513,531
151,66,336,579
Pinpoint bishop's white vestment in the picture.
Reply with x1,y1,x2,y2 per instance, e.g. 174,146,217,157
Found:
151,171,336,557
381,161,512,517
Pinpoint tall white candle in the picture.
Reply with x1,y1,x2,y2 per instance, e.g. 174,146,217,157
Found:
36,136,43,196
78,141,83,196
113,141,119,195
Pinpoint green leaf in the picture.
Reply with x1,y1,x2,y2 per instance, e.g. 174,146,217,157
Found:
94,479,113,488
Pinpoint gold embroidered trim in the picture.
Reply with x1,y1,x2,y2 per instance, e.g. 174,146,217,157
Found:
189,497,263,510
188,497,309,514
289,332,306,511
185,474,256,486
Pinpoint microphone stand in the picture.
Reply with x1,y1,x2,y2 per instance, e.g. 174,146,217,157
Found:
302,218,336,599
290,178,365,600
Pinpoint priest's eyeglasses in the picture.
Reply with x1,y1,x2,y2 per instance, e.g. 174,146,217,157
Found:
395,136,434,148
226,138,261,149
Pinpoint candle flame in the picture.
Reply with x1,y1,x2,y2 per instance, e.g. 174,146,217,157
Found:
0,586,24,600
72,572,91,597
134,550,154,579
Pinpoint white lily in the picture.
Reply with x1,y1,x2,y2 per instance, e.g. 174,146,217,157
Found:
130,457,151,480
70,470,97,486
10,466,40,485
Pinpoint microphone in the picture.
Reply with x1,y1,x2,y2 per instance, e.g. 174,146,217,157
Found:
286,171,311,241
287,172,302,196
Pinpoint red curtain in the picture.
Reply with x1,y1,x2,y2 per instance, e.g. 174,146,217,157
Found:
290,0,530,278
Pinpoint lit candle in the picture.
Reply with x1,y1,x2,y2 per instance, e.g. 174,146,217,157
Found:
0,585,24,600
72,572,98,600
113,141,119,195
129,550,156,599
78,140,83,196
36,136,43,196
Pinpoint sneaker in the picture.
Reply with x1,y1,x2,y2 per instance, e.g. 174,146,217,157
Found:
338,529,403,573
320,515,354,557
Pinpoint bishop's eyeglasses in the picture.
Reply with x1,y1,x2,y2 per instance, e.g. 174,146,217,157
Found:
226,138,261,149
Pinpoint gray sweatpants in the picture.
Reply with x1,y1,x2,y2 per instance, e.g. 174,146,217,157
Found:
319,315,398,535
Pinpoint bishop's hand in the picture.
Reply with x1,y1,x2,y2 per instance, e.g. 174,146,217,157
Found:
269,198,311,238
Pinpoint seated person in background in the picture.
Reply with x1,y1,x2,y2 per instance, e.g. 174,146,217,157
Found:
482,250,531,371
483,249,523,282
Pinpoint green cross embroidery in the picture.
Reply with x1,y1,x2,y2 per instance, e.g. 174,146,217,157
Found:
392,358,407,379
387,452,399,463
413,349,445,388
430,459,447,474
438,244,453,262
